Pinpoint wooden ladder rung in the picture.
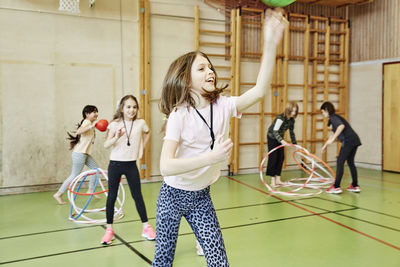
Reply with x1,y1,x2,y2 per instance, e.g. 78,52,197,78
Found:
318,41,341,45
316,90,340,94
207,53,231,58
239,142,260,146
310,29,326,33
330,58,345,62
240,82,256,86
290,26,307,32
288,83,305,87
311,83,325,87
241,7,264,13
318,51,340,55
330,30,346,35
242,52,262,56
242,21,262,26
277,55,307,61
316,71,341,75
290,13,308,19
312,83,344,88
218,77,231,80
199,41,231,47
242,112,261,116
200,29,231,36
309,57,326,61
317,51,341,55
214,65,231,69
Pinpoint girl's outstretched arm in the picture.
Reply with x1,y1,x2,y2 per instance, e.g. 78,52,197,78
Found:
235,9,287,113
321,124,345,152
76,121,95,135
160,135,233,177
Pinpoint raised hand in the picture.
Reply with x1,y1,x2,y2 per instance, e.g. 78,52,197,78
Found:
264,8,288,45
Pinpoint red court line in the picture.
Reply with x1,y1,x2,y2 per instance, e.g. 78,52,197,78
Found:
225,175,400,251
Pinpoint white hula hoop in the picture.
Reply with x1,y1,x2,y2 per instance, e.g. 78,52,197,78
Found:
67,168,125,224
259,144,334,197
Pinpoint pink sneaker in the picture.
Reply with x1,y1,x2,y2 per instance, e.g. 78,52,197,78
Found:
326,185,342,194
142,225,156,241
101,228,114,245
346,185,361,192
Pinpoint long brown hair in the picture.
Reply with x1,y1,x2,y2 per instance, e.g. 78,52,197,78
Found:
159,51,226,117
112,95,139,121
67,105,98,150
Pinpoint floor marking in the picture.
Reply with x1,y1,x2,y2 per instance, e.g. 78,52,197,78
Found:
225,175,400,251
315,197,400,219
100,225,152,265
292,200,400,232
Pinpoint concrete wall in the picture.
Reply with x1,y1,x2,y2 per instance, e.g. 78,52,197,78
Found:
0,0,140,193
349,58,400,169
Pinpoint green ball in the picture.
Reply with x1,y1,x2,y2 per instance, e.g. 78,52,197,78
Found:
261,0,296,7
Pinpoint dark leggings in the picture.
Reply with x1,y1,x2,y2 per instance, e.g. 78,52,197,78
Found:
266,136,285,176
334,145,359,188
106,160,148,224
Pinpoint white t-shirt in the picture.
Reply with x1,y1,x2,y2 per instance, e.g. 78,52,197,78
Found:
107,119,149,161
73,119,95,155
164,95,241,191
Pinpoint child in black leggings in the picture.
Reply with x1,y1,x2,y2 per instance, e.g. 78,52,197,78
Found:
266,101,298,187
321,101,362,194
101,95,155,244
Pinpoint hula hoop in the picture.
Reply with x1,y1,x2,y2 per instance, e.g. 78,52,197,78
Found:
292,149,335,179
259,144,333,197
67,172,108,195
67,168,125,224
287,150,335,188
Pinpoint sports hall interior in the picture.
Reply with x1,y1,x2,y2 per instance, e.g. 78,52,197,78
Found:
0,0,399,266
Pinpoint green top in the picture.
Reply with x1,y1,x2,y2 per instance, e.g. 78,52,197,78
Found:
267,113,297,144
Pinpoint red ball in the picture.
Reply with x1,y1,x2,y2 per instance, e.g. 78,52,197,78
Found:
95,119,109,132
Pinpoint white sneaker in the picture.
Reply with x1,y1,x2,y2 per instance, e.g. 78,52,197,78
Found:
196,240,204,256
326,185,342,194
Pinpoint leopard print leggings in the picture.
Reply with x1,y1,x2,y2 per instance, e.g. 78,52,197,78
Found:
152,182,229,267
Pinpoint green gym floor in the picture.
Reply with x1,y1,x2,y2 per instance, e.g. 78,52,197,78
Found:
1,167,399,266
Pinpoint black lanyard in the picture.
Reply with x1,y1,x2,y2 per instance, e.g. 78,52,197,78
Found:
122,120,134,146
194,104,215,150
